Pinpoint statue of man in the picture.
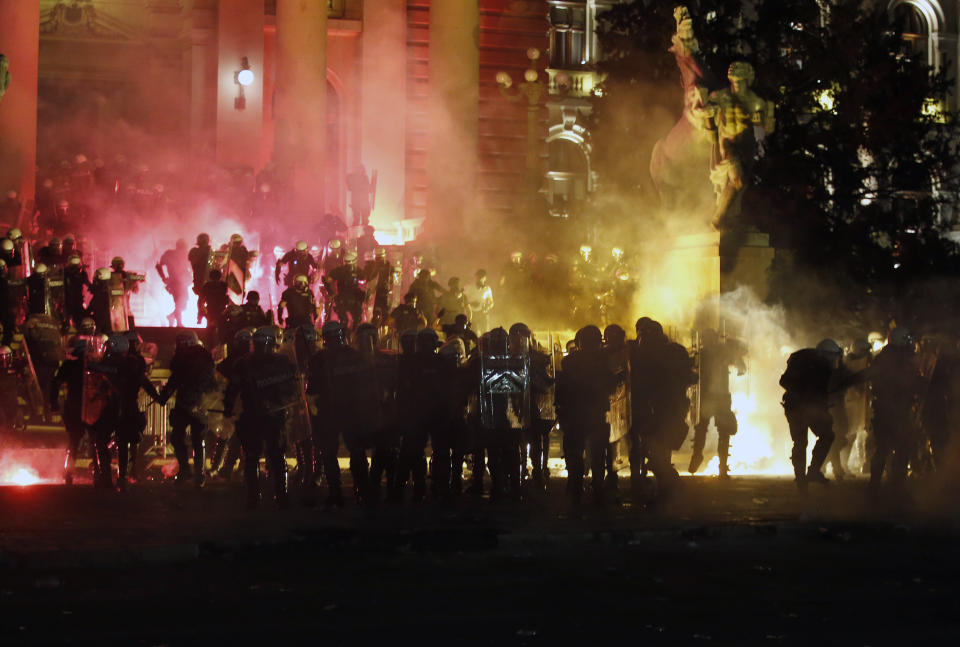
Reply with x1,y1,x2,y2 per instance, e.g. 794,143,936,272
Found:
0,54,10,105
707,61,775,230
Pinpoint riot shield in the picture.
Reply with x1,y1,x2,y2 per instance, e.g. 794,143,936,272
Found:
203,371,235,440
478,336,531,431
277,339,313,445
607,345,632,444
80,335,110,426
47,269,65,322
107,273,130,332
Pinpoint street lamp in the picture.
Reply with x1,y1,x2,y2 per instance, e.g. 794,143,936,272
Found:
234,57,254,110
496,48,545,188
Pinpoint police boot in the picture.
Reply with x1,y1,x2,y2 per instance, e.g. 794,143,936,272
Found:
717,434,731,480
193,444,205,488
688,449,704,475
217,436,242,480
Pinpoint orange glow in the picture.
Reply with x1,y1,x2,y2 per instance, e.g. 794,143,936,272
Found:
1,465,42,486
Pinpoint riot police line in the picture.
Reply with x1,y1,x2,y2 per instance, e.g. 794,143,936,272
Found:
3,229,956,507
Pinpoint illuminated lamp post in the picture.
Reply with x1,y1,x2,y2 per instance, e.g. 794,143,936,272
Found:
496,48,545,190
234,57,254,110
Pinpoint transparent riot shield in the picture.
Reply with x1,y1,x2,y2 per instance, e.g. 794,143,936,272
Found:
107,273,130,332
277,338,313,445
80,335,109,426
47,269,65,322
607,345,632,444
478,335,531,431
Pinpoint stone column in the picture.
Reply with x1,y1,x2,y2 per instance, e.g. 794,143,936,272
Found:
361,0,407,231
428,0,479,238
216,0,264,169
0,0,40,212
274,0,327,221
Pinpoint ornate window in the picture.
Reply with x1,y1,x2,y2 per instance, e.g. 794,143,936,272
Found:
888,0,944,70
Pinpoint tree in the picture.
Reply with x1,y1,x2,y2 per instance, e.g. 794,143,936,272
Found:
593,0,960,331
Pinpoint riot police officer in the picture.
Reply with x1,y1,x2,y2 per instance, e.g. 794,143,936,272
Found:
307,321,377,506
92,334,161,490
868,329,923,494
780,339,860,493
189,233,213,301
689,329,747,478
325,251,365,331
198,269,230,346
629,318,696,502
363,247,393,326
355,323,401,504
557,326,617,505
159,331,216,487
224,326,297,508
276,240,319,289
278,274,317,330
63,254,91,330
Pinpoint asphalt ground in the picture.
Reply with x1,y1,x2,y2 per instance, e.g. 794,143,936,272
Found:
1,474,959,646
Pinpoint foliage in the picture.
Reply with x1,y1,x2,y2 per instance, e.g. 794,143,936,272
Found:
593,0,960,329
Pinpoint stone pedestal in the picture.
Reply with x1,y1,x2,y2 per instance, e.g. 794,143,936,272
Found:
427,0,479,238
361,0,407,231
216,0,264,169
0,0,40,213
274,0,327,220
666,231,774,329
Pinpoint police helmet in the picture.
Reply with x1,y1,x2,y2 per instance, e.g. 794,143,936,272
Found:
197,233,210,246
1,238,12,252
0,345,12,369
79,318,96,335
294,274,309,289
49,238,61,249
329,238,342,250
111,256,124,270
7,227,21,240
344,251,358,264
509,322,531,338
0,258,5,270
603,324,626,346
295,240,308,252
252,326,282,350
636,317,664,341
575,325,603,352
63,234,75,245
851,338,872,357
67,254,81,266
235,327,256,344
510,251,523,261
105,334,130,356
374,247,386,259
815,339,843,356
297,324,319,345
34,263,48,275
230,234,243,245
95,267,111,281
175,330,200,348
416,328,440,354
321,320,345,345
889,328,914,348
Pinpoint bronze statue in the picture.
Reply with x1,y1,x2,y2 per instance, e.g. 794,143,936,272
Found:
706,61,775,230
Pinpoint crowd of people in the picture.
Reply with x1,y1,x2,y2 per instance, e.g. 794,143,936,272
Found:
3,217,957,510
1,160,957,508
